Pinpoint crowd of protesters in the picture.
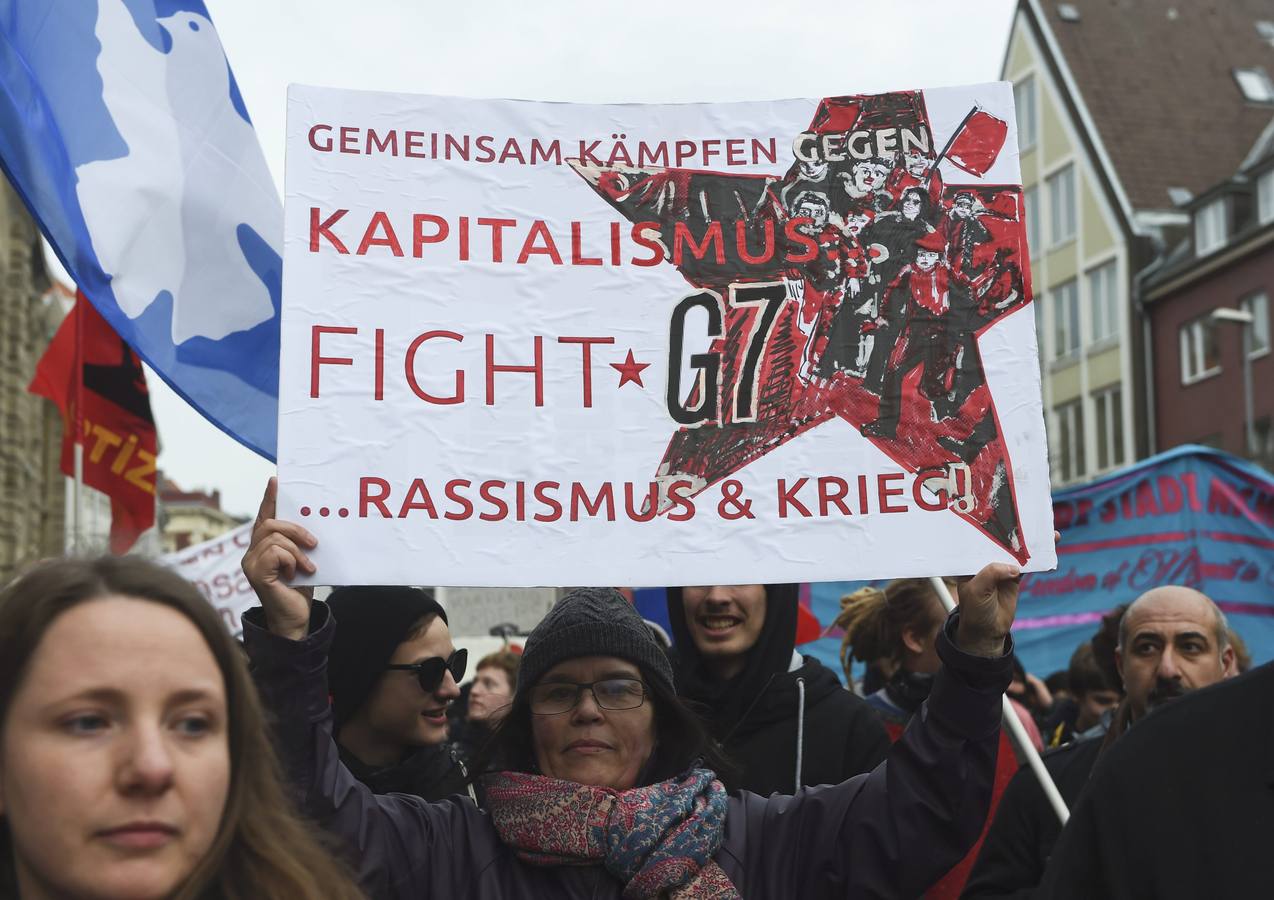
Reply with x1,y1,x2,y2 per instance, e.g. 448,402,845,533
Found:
0,477,1271,898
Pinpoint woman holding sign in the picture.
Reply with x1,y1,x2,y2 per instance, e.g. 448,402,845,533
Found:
243,477,1020,899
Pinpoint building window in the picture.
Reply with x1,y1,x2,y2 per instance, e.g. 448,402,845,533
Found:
1240,292,1270,357
1233,67,1274,103
1034,294,1048,374
1014,77,1037,150
1025,184,1040,256
1179,315,1221,383
1094,386,1124,470
1052,278,1080,358
1255,418,1274,468
1054,400,1086,482
1194,198,1228,255
1259,170,1274,225
1047,165,1076,246
1087,260,1118,343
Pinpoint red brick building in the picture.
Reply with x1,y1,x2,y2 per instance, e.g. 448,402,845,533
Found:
1144,124,1274,468
158,473,246,552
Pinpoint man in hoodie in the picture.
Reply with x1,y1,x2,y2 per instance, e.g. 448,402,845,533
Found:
325,585,473,801
667,584,890,796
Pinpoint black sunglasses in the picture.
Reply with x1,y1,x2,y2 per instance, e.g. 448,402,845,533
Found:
385,648,468,693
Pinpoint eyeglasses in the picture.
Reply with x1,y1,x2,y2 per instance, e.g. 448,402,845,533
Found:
529,678,647,715
385,649,467,693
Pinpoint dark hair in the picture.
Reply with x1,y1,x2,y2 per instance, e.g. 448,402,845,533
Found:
404,610,442,642
1067,642,1120,697
0,556,363,900
1043,669,1070,696
898,186,931,216
1228,627,1252,673
468,659,727,785
834,578,951,682
793,190,829,211
1090,604,1127,691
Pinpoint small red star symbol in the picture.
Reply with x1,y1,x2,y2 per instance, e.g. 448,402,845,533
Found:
611,350,650,388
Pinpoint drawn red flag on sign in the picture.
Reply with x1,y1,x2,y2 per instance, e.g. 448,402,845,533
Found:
28,290,157,553
943,109,1008,177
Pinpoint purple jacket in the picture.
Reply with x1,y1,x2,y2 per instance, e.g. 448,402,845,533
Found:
244,604,1011,900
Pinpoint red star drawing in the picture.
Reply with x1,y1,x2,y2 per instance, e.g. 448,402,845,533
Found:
611,349,650,388
571,91,1033,562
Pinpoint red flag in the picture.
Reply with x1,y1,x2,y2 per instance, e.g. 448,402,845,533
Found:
943,109,1008,177
795,601,823,646
29,291,157,553
794,584,823,646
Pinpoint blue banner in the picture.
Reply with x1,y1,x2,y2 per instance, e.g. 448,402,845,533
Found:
803,445,1274,681
0,0,281,458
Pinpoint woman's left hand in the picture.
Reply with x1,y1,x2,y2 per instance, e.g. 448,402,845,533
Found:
954,562,1021,658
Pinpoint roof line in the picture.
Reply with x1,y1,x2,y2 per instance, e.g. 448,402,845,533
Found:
1239,115,1274,172
1144,221,1274,301
1021,0,1145,236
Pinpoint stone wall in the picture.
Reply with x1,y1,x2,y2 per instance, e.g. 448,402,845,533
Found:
0,177,63,582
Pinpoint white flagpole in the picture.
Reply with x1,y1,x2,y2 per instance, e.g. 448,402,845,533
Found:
929,576,1070,825
72,293,85,555
72,443,83,554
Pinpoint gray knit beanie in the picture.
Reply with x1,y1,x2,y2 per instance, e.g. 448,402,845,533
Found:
517,587,675,701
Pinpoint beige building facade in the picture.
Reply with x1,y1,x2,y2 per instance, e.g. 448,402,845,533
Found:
1003,7,1140,487
0,179,65,582
1002,0,1274,487
159,478,245,553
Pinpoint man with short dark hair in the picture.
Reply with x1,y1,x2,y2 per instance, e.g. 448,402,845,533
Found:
964,585,1235,898
1042,642,1121,748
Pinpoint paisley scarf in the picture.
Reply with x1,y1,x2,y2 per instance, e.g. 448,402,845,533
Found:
483,767,740,899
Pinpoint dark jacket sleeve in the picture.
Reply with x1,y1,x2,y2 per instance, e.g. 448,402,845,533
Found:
961,764,1047,899
243,603,485,899
841,696,892,777
723,613,1012,899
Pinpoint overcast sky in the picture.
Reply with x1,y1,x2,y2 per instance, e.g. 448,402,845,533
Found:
141,0,1018,518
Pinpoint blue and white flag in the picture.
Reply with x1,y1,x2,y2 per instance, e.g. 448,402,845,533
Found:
0,0,280,458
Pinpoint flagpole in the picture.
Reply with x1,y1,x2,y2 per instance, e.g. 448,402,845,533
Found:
72,293,84,554
922,105,981,185
928,576,1070,826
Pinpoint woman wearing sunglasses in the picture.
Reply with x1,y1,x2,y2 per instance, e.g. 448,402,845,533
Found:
244,478,1020,898
323,585,474,803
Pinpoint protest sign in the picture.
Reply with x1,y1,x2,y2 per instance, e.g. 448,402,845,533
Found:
802,446,1274,678
278,83,1056,586
159,522,255,637
1016,445,1274,673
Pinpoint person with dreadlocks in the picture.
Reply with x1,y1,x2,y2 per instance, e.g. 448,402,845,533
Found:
834,578,1036,900
836,579,955,734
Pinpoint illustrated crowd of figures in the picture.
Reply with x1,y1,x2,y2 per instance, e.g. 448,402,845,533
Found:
774,131,1028,447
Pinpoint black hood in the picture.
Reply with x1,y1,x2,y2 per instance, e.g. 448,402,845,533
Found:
667,583,801,738
728,656,846,740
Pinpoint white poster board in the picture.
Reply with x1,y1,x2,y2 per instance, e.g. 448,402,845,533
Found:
159,523,255,636
279,83,1056,586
